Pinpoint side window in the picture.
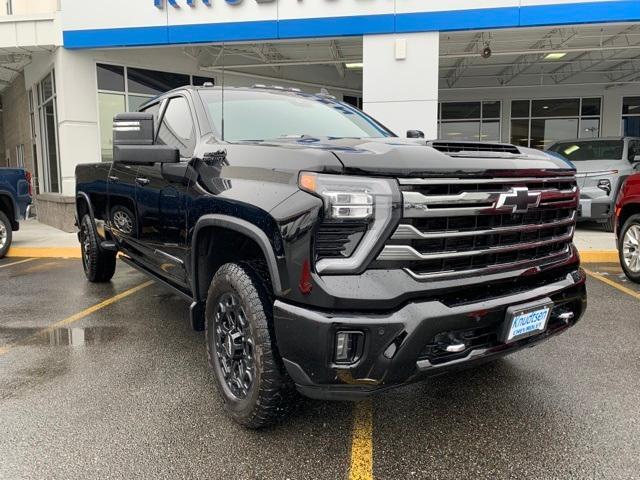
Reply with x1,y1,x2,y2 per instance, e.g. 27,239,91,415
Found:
157,96,196,158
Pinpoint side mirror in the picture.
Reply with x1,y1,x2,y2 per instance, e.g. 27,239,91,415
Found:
113,113,179,165
634,154,640,162
407,129,425,139
113,113,154,146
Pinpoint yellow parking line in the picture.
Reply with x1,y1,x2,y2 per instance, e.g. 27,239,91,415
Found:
6,247,81,259
0,280,154,356
0,258,37,270
584,268,640,301
349,400,374,480
580,250,618,263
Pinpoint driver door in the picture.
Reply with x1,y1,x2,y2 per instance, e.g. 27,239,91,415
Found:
135,95,196,287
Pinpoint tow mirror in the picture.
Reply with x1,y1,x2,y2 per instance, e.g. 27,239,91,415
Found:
407,129,425,139
113,112,179,165
113,113,154,146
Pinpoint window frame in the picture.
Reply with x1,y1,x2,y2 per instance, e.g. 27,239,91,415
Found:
437,100,502,142
622,97,640,136
155,94,198,159
510,97,602,149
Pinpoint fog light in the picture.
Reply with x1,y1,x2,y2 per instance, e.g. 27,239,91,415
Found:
335,331,364,364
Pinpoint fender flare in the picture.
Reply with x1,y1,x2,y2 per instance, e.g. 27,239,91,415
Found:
75,192,104,243
191,214,285,301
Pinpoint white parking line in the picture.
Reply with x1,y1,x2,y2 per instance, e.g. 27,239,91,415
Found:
0,258,37,270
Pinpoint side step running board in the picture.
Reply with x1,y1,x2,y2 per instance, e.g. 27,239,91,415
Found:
119,255,193,302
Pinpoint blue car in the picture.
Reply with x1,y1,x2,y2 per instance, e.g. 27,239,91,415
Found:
0,168,33,258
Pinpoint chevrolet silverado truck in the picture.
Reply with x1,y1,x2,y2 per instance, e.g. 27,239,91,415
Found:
75,85,587,428
0,168,33,258
615,172,640,282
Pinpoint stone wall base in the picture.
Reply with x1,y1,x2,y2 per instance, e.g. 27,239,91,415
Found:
35,194,76,233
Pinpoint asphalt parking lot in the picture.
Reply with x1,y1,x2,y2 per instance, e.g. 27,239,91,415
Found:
1,256,639,479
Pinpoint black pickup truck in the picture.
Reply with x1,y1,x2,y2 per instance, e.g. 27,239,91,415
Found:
75,85,587,428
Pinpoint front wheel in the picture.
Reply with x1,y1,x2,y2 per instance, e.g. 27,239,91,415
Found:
205,262,297,428
619,213,640,283
79,214,116,283
0,210,12,259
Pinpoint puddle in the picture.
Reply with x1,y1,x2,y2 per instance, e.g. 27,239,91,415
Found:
0,326,125,347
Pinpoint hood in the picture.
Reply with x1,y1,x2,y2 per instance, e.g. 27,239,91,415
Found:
253,137,575,178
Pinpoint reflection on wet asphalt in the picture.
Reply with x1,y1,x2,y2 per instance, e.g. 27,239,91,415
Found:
0,326,126,347
0,258,639,479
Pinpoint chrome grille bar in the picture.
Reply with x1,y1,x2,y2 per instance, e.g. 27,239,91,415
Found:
378,228,574,261
403,187,577,218
403,245,572,280
392,211,577,240
398,177,576,185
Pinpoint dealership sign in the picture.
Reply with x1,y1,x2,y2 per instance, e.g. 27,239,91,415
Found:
154,0,274,7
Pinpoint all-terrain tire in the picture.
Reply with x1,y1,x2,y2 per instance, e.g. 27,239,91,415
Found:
205,262,298,428
0,210,12,259
619,213,640,283
80,214,116,283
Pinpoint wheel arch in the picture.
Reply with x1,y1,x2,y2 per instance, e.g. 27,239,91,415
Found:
0,192,17,228
191,214,286,303
618,203,640,237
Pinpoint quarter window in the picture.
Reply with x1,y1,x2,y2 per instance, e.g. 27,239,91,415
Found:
157,97,196,158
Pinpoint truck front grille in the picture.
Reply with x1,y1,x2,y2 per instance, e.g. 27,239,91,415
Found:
376,175,579,280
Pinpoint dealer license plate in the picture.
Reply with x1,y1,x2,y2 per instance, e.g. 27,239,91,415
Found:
505,304,552,342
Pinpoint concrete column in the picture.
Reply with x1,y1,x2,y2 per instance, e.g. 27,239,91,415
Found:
362,32,439,139
54,49,101,196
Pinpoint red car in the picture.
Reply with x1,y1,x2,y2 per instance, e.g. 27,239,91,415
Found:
616,172,640,282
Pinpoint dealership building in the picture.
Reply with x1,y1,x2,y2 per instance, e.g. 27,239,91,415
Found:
0,0,638,230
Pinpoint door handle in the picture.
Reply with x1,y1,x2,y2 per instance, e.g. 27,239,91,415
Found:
108,175,119,182
135,177,150,186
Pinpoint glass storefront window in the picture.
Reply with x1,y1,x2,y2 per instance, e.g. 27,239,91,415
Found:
438,101,501,142
99,93,126,162
35,70,60,193
511,97,601,149
97,64,125,92
530,118,578,150
622,97,640,136
128,95,151,113
127,67,190,96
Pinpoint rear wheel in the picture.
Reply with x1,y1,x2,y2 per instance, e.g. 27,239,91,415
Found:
619,213,640,283
0,210,12,259
205,262,297,428
80,214,116,283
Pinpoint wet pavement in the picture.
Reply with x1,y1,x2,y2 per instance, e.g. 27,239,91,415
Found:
0,257,639,479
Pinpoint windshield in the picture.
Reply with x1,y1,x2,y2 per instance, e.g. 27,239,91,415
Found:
548,140,624,161
199,89,393,142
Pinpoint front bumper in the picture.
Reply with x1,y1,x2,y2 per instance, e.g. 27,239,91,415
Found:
274,268,587,401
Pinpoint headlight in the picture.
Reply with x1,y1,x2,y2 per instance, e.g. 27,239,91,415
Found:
299,172,399,274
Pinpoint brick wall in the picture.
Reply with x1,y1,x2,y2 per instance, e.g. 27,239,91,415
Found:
1,73,35,176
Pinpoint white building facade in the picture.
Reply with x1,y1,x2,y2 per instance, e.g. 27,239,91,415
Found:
0,0,638,229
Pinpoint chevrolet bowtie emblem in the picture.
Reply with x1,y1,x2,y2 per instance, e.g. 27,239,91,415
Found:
496,187,541,213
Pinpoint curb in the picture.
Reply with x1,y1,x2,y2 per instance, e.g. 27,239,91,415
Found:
579,250,618,263
6,247,82,259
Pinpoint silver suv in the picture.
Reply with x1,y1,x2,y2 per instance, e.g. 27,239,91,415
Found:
548,137,640,231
